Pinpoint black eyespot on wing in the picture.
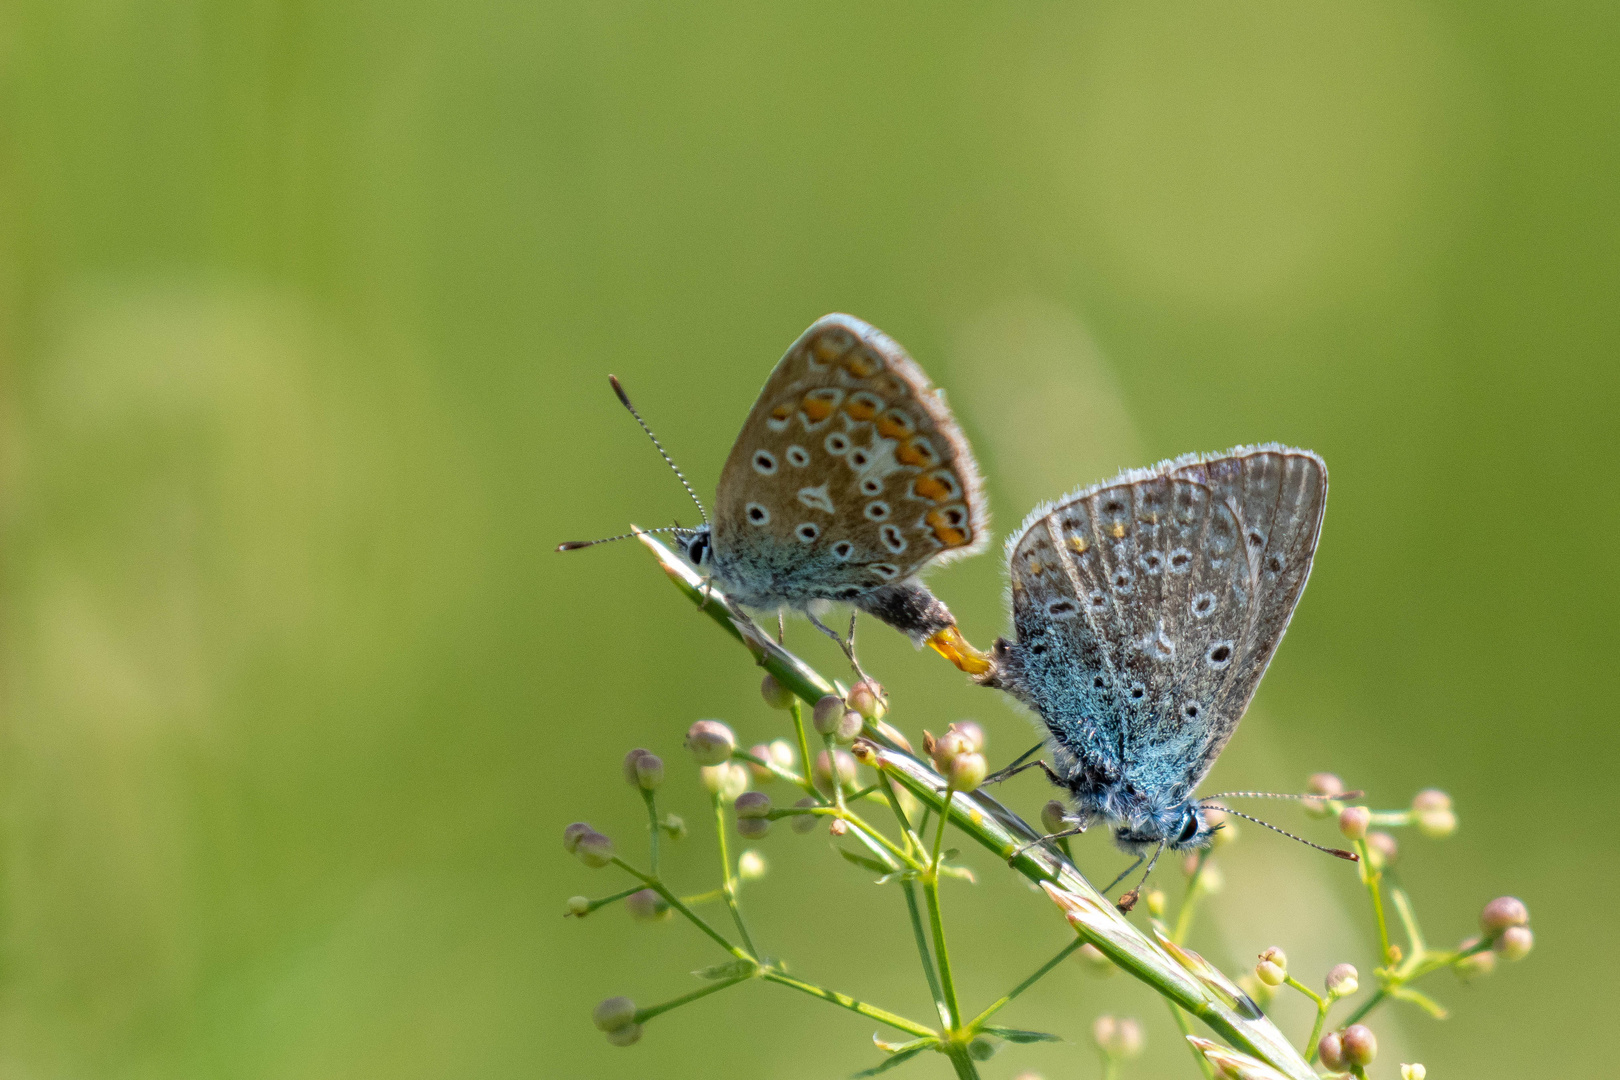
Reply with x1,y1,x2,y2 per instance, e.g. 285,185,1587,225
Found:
1093,674,1106,689
1169,547,1192,571
796,523,820,543
1128,682,1146,700
746,503,770,524
1247,528,1266,548
860,477,882,495
831,540,854,561
1267,555,1284,573
1205,641,1233,669
786,445,810,467
1183,702,1201,719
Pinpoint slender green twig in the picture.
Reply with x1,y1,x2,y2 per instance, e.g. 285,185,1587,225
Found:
789,698,816,793
635,971,755,1022
964,934,1086,1030
572,884,643,916
925,786,964,1031
903,881,952,1031
609,856,745,958
642,789,661,876
759,971,937,1038
712,794,760,958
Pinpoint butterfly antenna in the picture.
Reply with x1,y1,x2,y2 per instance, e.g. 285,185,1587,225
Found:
609,374,709,526
1201,804,1359,861
556,525,689,552
1202,789,1366,803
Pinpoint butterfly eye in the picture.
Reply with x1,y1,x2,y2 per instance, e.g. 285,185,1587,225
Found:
1177,814,1201,844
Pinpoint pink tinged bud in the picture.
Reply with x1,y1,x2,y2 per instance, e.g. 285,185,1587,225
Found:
1411,788,1451,812
735,791,771,819
576,831,614,868
828,818,848,837
1453,939,1496,981
563,822,593,854
1340,1024,1377,1067
1326,963,1359,996
812,749,857,795
1317,1032,1346,1070
622,748,653,786
592,996,637,1032
929,729,970,771
948,752,988,792
745,745,776,783
846,678,887,720
1415,805,1457,839
835,710,864,743
1307,772,1345,797
1366,831,1398,869
812,695,844,735
1041,800,1069,835
737,849,767,880
566,895,590,916
1495,925,1533,961
1480,895,1529,935
950,720,986,753
685,720,736,765
634,753,664,790
604,1023,643,1047
625,888,670,922
736,817,769,839
790,796,819,834
1338,805,1371,840
760,673,795,710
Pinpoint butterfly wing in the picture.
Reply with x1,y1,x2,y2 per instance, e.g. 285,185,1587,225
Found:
1003,445,1325,804
710,314,988,609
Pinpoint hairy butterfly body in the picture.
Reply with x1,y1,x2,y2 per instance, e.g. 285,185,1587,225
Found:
982,445,1326,854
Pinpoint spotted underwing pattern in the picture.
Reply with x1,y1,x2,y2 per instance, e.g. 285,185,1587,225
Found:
982,445,1326,853
694,313,989,642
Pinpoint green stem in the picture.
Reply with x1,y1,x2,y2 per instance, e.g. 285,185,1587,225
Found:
774,804,920,870
733,748,813,796
1339,989,1385,1028
964,934,1086,1030
573,884,643,916
1303,998,1331,1062
925,792,963,1030
610,857,746,959
1356,838,1392,962
759,970,937,1039
1101,1055,1119,1080
903,882,951,1030
713,794,761,958
634,970,755,1022
642,789,661,876
1391,887,1426,954
1168,1002,1218,1080
1283,975,1325,1008
790,699,816,791
942,1043,982,1080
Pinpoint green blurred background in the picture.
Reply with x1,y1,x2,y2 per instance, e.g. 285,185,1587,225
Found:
4,2,1615,1077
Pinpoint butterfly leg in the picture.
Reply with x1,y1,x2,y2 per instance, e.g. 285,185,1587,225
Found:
983,741,1049,785
1115,842,1167,913
806,610,872,684
1008,822,1088,863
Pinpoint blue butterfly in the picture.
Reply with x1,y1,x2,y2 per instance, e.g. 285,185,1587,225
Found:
982,446,1327,869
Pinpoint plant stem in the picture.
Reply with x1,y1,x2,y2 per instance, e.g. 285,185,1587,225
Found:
1356,838,1391,961
759,971,937,1039
610,857,746,959
1167,1001,1218,1080
902,882,951,1030
642,789,661,876
942,1043,982,1080
789,698,816,791
1303,998,1331,1062
574,884,644,916
635,970,755,1022
925,790,963,1031
713,794,760,958
1172,849,1211,944
964,935,1086,1030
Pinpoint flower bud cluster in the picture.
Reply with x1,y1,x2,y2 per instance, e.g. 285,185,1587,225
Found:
759,673,795,710
701,762,750,801
735,791,772,838
1412,788,1456,838
626,888,670,922
1304,772,1344,817
846,678,887,721
1325,962,1359,997
621,748,664,791
813,748,857,797
1254,946,1287,987
1480,895,1533,961
564,822,614,868
685,720,735,765
812,695,862,742
1337,804,1370,840
593,996,642,1046
745,740,796,783
1319,1024,1376,1069
924,722,988,792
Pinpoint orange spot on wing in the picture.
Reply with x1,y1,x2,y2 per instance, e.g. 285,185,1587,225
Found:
841,348,883,377
1109,522,1127,539
770,403,794,421
843,397,878,422
926,508,971,548
913,473,952,501
802,395,835,422
1067,535,1091,554
875,410,915,440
